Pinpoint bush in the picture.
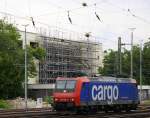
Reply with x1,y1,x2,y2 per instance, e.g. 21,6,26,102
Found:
0,99,11,109
44,96,53,104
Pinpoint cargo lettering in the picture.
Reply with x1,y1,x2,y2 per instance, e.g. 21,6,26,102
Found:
92,85,119,102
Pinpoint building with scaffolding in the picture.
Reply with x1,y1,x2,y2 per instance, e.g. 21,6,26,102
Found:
20,30,103,97
39,36,102,84
20,31,103,83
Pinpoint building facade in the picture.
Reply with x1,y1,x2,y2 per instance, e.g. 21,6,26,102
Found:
20,31,103,84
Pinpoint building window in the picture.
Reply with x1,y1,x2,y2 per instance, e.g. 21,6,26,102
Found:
30,42,39,48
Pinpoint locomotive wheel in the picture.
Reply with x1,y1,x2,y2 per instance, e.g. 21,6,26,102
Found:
88,106,97,114
126,108,131,112
104,106,108,113
132,104,138,110
125,105,131,112
76,107,91,114
113,105,121,112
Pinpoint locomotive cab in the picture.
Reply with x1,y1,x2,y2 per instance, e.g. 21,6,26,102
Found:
53,77,89,111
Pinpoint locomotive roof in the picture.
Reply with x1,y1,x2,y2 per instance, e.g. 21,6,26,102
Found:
56,76,136,83
90,76,136,83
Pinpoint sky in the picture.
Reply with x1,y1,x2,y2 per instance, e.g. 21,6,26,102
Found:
0,0,150,50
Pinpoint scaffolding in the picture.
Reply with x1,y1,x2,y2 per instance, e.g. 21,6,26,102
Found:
39,34,102,84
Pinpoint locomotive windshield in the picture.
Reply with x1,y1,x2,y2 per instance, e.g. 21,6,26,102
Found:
55,80,76,92
56,80,66,89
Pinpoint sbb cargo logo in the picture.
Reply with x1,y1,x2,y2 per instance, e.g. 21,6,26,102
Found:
92,85,119,103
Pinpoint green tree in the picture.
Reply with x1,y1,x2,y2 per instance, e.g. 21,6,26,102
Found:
121,48,130,75
0,20,45,99
99,49,117,76
143,41,150,84
99,42,150,85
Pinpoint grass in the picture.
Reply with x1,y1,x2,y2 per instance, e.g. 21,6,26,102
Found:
0,99,12,109
142,99,150,105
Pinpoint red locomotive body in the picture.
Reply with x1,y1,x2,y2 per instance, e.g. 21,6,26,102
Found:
53,77,89,110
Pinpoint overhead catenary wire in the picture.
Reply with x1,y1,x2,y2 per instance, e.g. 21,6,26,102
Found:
20,0,105,32
35,3,84,17
27,0,36,28
103,1,150,25
67,11,72,24
127,9,150,24
1,0,150,28
30,17,35,27
0,10,142,45
94,4,102,22
35,1,106,18
95,12,102,22
1,1,146,46
0,10,122,46
0,0,149,52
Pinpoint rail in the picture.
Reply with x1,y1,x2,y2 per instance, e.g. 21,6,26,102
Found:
0,105,150,118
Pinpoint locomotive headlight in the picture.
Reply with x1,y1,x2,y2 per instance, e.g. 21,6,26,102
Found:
55,98,58,101
71,98,74,101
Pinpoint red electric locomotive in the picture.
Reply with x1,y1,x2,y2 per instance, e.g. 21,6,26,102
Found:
53,76,139,112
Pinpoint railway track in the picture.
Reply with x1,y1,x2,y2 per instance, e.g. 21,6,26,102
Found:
0,108,54,118
1,105,150,118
